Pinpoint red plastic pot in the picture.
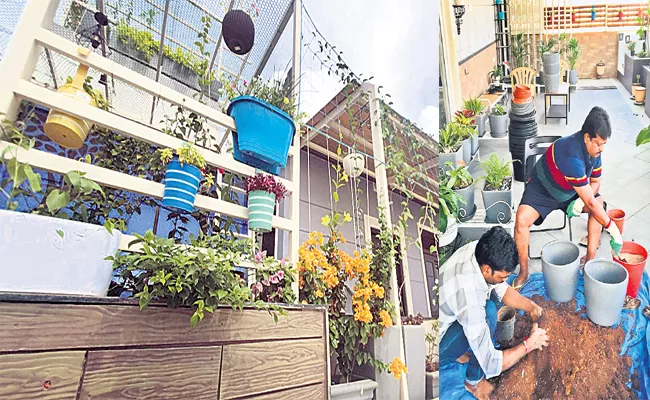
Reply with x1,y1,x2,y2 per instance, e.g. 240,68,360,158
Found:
612,241,648,298
607,209,626,234
618,11,624,21
572,13,576,23
513,84,532,102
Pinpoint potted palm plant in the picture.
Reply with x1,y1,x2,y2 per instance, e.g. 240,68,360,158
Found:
567,38,580,85
454,111,477,164
463,97,487,142
439,122,463,173
489,64,504,84
445,160,475,222
478,153,515,224
244,172,287,233
489,104,508,138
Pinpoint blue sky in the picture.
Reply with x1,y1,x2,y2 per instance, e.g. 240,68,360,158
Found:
262,0,439,136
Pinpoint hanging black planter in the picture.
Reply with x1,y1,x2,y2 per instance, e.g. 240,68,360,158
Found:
222,10,255,55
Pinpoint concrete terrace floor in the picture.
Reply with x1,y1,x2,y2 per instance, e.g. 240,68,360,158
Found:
477,78,650,275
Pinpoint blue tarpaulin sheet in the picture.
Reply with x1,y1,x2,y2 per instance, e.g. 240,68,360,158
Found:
440,271,650,399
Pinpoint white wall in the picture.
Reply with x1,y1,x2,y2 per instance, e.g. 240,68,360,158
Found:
456,3,497,61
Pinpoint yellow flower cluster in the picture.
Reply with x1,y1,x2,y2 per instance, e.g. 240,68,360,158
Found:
388,357,408,380
380,310,392,328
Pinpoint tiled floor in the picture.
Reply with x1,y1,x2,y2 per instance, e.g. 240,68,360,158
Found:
476,78,650,274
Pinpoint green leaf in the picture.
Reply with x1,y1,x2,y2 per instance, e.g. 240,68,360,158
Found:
23,164,42,193
190,312,199,328
56,230,64,239
637,125,650,147
333,192,339,203
65,171,82,188
46,190,70,213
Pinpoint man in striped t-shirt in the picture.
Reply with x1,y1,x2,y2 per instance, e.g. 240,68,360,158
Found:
513,107,623,289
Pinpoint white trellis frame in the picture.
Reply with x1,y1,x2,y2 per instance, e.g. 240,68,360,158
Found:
0,0,302,296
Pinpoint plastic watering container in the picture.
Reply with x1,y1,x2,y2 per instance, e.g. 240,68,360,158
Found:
228,96,296,175
162,160,202,212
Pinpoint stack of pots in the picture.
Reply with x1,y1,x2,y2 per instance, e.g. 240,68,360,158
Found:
509,84,538,182
543,51,561,92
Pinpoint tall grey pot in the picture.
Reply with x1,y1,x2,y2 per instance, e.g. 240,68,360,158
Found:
584,260,629,327
440,146,463,174
541,241,581,303
462,138,472,164
489,114,508,138
471,131,479,156
481,185,512,223
453,181,475,222
545,73,560,92
569,70,579,85
476,114,488,137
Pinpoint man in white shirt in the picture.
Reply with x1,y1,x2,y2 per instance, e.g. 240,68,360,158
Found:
439,226,550,399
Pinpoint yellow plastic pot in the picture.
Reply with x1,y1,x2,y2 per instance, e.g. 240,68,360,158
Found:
43,64,96,149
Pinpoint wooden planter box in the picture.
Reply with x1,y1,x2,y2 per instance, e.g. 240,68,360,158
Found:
0,294,328,399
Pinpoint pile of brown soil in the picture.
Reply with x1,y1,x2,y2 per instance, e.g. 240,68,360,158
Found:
619,253,646,264
490,296,636,399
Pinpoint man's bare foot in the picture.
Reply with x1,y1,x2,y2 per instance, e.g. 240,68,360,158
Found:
457,352,471,364
465,379,495,400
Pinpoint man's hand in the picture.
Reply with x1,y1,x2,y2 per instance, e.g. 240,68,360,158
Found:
606,219,623,256
529,301,543,322
526,323,549,351
567,198,585,218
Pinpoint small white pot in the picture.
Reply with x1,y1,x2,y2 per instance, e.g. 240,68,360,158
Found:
439,216,458,247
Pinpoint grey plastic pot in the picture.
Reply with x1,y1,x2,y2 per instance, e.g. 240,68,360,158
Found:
541,241,581,303
331,379,378,400
584,259,629,327
496,306,516,342
489,114,508,138
545,73,560,92
440,146,463,173
471,132,479,156
462,138,472,164
481,183,513,223
569,70,578,85
453,181,475,222
425,371,439,400
544,62,560,75
476,114,488,137
543,52,561,65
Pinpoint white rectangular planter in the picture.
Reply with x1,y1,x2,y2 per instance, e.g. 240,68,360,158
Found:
403,325,426,400
0,210,121,296
330,379,378,400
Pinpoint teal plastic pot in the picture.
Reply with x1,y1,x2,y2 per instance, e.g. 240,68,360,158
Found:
248,190,276,233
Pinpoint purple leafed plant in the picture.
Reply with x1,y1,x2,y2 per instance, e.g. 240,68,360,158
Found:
244,173,287,201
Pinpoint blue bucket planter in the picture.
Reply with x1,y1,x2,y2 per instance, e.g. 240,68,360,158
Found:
228,95,296,176
498,11,505,20
247,190,276,233
162,159,202,212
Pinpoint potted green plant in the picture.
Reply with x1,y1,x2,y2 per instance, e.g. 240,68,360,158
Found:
463,97,487,142
454,111,477,164
439,122,464,173
629,41,636,57
222,75,304,175
0,115,122,297
511,33,530,69
159,143,209,212
596,60,605,78
489,64,504,84
438,177,462,247
567,38,580,84
478,153,515,224
425,320,439,400
537,37,558,83
444,160,475,222
489,104,508,138
109,231,290,327
244,172,287,233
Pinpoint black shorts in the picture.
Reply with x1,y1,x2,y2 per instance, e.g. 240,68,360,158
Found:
520,177,601,226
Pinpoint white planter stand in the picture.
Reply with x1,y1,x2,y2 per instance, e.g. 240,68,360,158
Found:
403,325,426,400
0,210,121,296
331,379,378,400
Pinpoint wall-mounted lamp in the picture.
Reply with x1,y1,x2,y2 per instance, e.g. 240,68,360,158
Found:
452,1,466,35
